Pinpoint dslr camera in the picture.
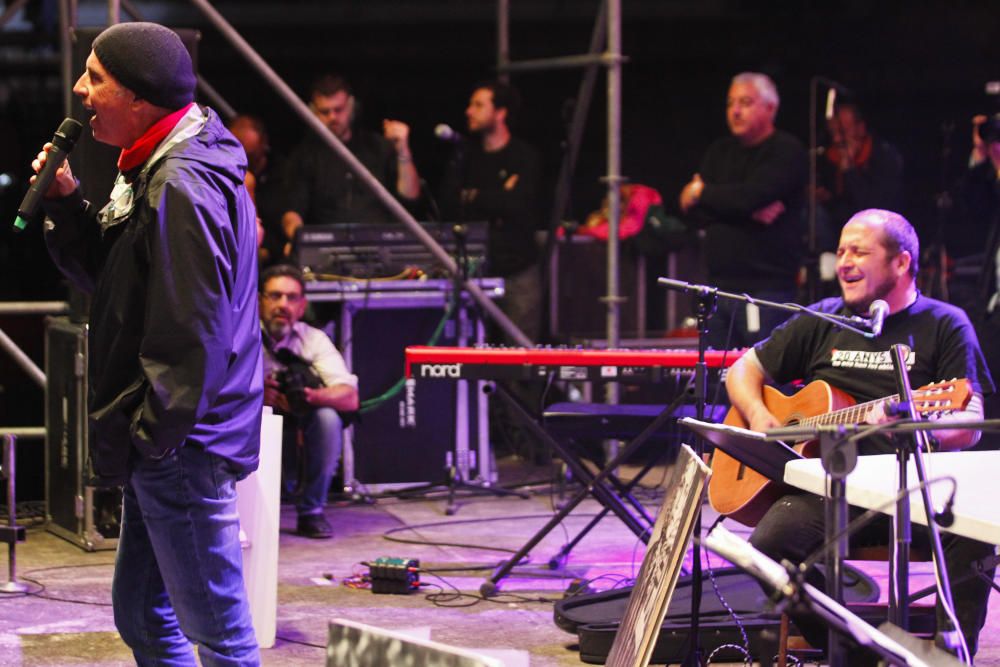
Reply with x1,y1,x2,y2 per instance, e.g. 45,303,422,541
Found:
273,348,324,417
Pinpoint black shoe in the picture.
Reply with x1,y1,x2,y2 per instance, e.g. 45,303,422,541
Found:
296,513,333,539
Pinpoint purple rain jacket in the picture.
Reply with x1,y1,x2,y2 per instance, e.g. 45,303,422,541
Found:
43,107,263,486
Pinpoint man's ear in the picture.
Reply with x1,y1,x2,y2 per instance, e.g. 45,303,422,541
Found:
896,250,912,276
347,95,359,125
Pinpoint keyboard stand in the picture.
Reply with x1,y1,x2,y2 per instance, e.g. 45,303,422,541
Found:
479,383,692,596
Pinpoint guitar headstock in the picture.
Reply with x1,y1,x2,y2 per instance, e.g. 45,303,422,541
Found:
913,378,973,417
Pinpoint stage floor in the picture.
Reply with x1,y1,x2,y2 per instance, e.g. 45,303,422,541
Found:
1,456,999,666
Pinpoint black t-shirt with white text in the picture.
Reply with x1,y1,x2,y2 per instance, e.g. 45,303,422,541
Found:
754,294,994,453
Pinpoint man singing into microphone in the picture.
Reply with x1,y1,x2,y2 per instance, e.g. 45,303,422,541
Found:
30,22,261,664
725,208,995,662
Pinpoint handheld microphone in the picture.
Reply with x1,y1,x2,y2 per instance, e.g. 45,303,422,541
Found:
14,117,84,232
433,123,464,143
867,299,890,337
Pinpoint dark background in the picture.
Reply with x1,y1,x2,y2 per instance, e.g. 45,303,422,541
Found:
1,0,998,497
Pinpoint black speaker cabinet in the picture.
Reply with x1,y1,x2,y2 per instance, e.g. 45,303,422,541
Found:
549,235,646,339
44,317,120,551
331,292,491,492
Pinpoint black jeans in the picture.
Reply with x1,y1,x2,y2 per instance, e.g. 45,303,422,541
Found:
749,492,996,658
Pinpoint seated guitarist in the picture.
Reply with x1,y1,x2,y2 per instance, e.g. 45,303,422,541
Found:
725,209,996,661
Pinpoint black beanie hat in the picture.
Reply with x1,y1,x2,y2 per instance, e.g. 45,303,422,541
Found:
92,22,196,110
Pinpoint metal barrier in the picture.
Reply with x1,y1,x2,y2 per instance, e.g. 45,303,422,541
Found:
0,302,69,590
0,429,43,593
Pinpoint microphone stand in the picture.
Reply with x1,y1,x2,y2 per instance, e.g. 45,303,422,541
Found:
764,416,990,665
819,423,857,667
680,282,717,667
704,525,966,667
657,277,879,338
807,75,821,302
887,344,914,632
887,343,969,663
656,275,881,666
805,76,847,302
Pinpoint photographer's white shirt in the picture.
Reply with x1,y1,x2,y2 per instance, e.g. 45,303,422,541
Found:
262,321,358,389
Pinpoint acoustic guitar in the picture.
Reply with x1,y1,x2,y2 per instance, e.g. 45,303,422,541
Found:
707,378,972,527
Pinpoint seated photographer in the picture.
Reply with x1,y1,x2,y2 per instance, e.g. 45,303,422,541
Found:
259,264,359,539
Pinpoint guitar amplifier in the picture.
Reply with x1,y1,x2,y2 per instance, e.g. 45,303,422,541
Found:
44,317,120,551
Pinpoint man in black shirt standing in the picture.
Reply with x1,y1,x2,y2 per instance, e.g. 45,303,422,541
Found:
441,80,543,343
281,74,422,256
680,72,807,349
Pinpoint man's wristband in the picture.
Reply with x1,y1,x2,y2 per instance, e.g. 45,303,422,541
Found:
397,153,413,164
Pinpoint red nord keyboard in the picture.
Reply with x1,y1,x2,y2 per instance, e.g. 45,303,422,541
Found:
405,346,746,383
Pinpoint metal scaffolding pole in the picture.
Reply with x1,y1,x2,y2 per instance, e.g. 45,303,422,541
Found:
540,1,606,336
58,0,73,118
0,0,30,29
497,0,624,367
183,0,530,347
604,0,623,404
497,0,510,84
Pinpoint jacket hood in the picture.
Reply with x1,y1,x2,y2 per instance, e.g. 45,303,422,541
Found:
173,107,248,188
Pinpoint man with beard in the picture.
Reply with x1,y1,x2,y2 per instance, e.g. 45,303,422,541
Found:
441,80,543,343
725,209,995,662
280,74,421,257
680,72,807,348
259,264,359,538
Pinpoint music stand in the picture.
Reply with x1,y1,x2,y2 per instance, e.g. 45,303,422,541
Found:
683,416,872,666
678,418,802,484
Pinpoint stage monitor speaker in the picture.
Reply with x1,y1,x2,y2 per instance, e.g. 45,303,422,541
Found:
44,317,119,551
348,306,476,487
341,292,495,490
68,27,200,207
550,236,645,339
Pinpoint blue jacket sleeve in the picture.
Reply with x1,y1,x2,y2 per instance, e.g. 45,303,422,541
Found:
42,189,103,294
129,172,242,458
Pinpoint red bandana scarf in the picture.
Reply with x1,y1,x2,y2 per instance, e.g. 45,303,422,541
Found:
117,102,195,175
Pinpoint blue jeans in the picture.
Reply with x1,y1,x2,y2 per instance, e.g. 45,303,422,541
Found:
286,406,343,516
113,445,259,666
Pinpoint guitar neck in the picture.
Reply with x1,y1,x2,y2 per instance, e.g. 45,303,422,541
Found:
800,394,900,427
